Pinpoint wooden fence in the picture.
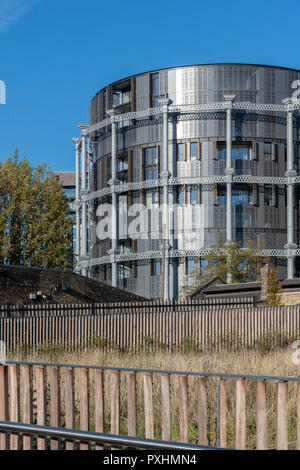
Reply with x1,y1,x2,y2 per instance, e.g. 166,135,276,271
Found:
0,304,300,352
0,361,300,450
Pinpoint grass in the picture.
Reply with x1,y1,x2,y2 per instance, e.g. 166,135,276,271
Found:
7,343,300,450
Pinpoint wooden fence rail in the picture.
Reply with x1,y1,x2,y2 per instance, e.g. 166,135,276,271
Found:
0,362,300,450
0,304,300,352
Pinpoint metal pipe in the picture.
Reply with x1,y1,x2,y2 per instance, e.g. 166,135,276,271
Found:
0,421,220,450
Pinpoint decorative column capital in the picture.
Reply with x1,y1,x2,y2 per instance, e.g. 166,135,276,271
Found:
282,97,298,112
158,97,173,112
107,107,121,122
72,137,81,150
78,123,89,136
224,94,236,108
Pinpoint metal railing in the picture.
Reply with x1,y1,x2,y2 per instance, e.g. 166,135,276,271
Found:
0,421,221,450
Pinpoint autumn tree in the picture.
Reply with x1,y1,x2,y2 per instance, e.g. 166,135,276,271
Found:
181,238,268,296
264,267,282,306
0,150,73,269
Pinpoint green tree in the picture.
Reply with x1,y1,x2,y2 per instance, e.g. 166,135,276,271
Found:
0,150,73,269
264,267,282,306
181,238,268,296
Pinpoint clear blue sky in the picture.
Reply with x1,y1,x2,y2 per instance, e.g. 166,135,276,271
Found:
0,0,300,172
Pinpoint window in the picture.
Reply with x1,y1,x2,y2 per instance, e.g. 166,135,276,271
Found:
63,187,76,199
150,73,164,107
177,188,185,206
145,190,159,208
190,186,199,205
117,156,128,172
284,144,287,162
217,142,251,160
112,88,131,107
217,185,253,205
264,186,273,206
144,147,158,180
190,142,199,160
119,263,132,279
151,260,161,276
177,143,185,161
186,257,197,275
263,143,272,161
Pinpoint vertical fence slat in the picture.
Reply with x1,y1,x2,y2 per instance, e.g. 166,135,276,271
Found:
256,381,267,450
143,374,154,439
94,370,104,450
79,368,89,450
178,375,189,443
36,366,46,450
276,382,288,450
127,372,137,437
219,378,227,448
50,367,60,450
235,379,246,450
110,371,120,436
65,368,74,450
197,377,207,446
0,365,9,450
161,374,170,441
21,365,33,450
9,365,19,450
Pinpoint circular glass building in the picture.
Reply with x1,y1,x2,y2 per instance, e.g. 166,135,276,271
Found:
74,63,300,299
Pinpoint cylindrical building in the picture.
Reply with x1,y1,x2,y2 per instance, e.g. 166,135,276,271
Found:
74,63,300,299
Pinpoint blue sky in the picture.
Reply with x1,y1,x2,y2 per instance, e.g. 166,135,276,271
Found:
1,0,300,172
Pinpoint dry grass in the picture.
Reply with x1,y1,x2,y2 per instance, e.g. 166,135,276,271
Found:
7,346,300,449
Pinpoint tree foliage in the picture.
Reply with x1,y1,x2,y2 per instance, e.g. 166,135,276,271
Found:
264,268,282,306
181,238,268,296
0,150,73,269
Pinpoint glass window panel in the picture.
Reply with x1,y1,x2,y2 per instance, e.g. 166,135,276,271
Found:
264,143,272,161
178,189,184,206
177,143,184,161
190,188,198,205
190,142,198,160
186,258,197,274
151,259,161,276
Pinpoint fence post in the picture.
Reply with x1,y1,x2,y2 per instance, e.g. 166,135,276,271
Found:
256,381,267,450
79,368,89,450
9,365,19,450
49,367,60,450
178,375,189,443
235,379,246,450
143,374,154,439
65,368,74,450
276,381,288,450
127,372,137,437
161,374,171,441
198,377,207,446
110,371,120,436
217,377,226,448
0,365,9,450
21,365,33,450
36,366,46,450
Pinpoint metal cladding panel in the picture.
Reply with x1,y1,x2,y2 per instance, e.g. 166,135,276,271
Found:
87,64,300,296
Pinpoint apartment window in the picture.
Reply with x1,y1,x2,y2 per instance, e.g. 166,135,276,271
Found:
151,259,161,276
200,257,208,272
263,143,272,161
186,257,197,275
177,143,185,161
112,88,131,107
284,144,287,162
177,188,185,206
190,186,199,205
144,147,158,180
217,142,251,160
119,263,132,279
145,190,159,208
264,186,273,206
150,73,164,107
117,156,128,172
190,142,199,161
217,185,252,205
